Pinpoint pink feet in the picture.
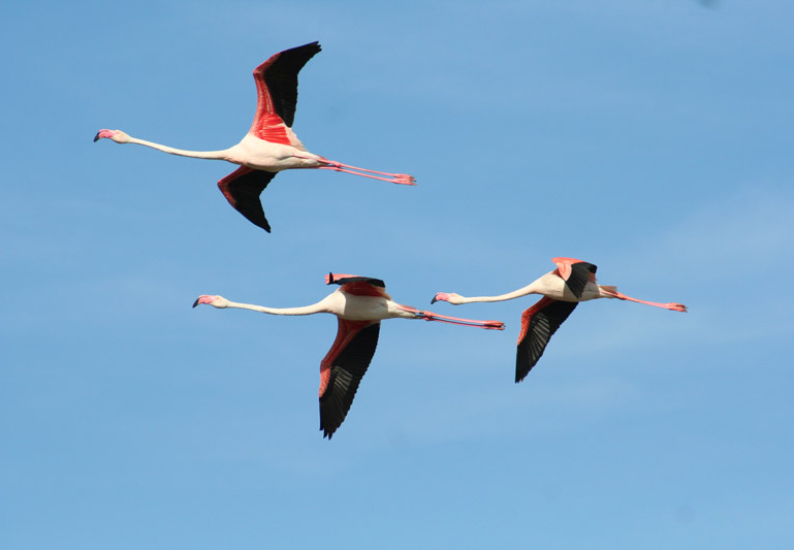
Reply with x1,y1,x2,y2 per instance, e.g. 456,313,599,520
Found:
667,303,688,312
393,174,417,186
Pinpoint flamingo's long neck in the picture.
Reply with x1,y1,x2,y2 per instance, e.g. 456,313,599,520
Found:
599,287,687,312
456,283,538,304
223,299,331,317
126,136,230,161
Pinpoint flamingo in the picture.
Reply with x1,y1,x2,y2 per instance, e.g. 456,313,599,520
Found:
94,42,416,232
193,273,504,438
431,257,687,383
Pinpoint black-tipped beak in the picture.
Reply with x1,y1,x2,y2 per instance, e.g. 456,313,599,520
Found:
430,297,438,304
192,298,200,308
93,132,101,142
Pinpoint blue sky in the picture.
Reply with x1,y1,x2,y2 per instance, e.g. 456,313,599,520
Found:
2,0,793,548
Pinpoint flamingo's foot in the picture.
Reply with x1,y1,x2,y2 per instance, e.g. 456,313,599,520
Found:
393,174,417,186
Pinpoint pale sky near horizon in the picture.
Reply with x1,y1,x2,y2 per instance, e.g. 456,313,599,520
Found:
2,1,794,548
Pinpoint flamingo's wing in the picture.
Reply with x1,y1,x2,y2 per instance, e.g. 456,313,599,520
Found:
516,297,578,382
325,273,390,298
217,167,277,232
250,41,321,143
552,257,597,300
319,320,381,439
325,273,386,288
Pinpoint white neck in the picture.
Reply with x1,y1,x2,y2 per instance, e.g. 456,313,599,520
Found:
127,136,230,160
455,282,538,304
223,298,331,317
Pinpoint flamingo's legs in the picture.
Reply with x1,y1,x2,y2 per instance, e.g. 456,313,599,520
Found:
318,161,416,186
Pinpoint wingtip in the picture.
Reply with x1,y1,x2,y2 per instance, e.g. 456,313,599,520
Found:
320,423,335,440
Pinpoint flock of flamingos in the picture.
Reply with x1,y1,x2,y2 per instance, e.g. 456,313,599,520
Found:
95,42,687,439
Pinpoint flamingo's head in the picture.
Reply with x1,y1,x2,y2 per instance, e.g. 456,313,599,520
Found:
431,292,463,305
93,129,130,143
192,295,229,309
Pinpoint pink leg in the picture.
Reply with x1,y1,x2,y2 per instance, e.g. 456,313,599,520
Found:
318,161,416,186
422,310,505,330
601,289,687,312
396,304,504,329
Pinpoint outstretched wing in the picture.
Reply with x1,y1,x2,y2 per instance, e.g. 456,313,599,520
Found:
217,167,277,232
249,41,321,143
552,257,598,300
515,297,578,383
319,320,381,439
325,273,389,298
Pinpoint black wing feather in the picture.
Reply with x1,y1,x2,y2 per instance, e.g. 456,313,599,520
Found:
265,42,321,128
565,262,598,299
217,168,277,232
326,273,386,289
516,299,578,383
320,323,381,439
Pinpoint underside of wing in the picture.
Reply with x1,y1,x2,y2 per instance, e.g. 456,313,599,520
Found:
250,41,321,141
515,297,578,383
217,167,277,232
319,320,381,439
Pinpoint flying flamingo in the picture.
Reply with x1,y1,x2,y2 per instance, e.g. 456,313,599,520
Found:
193,273,504,438
431,257,687,383
94,42,416,232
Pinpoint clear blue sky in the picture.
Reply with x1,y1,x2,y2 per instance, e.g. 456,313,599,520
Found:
2,1,793,548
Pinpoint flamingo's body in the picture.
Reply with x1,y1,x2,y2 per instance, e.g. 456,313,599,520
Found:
95,42,416,232
194,273,504,438
432,257,687,382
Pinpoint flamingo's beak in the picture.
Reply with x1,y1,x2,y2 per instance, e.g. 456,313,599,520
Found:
93,129,117,142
